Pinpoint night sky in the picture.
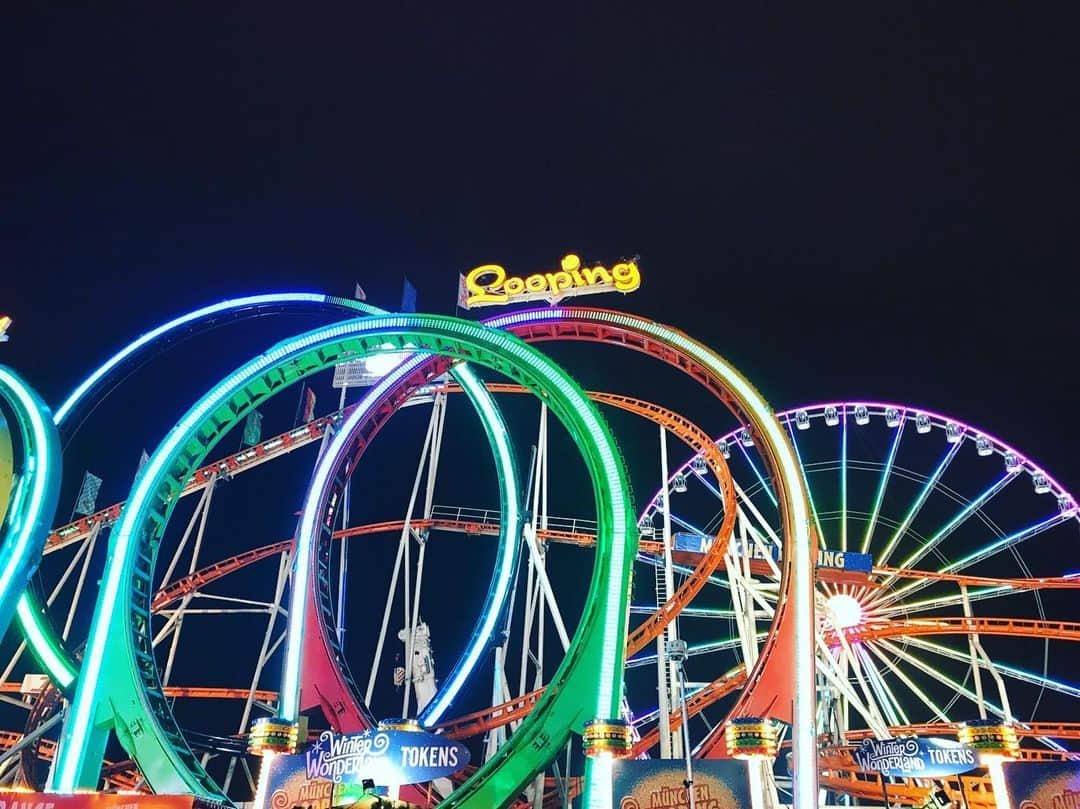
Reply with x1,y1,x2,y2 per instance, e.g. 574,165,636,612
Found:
3,4,1079,785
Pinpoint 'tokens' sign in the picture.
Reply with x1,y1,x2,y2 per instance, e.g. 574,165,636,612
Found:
853,737,977,779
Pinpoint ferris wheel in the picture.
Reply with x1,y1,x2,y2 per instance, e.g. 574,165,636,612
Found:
631,401,1080,805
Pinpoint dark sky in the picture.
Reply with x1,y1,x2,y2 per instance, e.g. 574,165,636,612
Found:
5,5,1077,485
2,3,1079,758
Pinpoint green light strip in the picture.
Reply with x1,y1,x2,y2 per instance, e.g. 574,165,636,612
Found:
50,315,635,809
875,440,963,567
860,417,905,554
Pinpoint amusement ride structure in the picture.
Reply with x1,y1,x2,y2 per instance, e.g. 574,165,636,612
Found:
0,277,1076,809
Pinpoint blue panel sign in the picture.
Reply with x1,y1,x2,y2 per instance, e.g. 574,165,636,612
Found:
816,548,872,573
673,532,707,554
302,728,470,786
853,737,977,778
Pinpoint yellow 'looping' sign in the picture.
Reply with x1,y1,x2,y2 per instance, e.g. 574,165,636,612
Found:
461,254,641,308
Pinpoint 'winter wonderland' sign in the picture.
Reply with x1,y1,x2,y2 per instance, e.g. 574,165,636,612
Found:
304,728,470,786
853,737,977,778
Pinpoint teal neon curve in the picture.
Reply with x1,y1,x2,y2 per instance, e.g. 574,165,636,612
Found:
49,315,636,809
0,366,61,644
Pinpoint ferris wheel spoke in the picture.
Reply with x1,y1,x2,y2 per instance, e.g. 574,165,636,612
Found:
862,640,952,724
902,636,1080,700
873,584,1016,617
815,636,890,738
783,419,827,549
876,638,1007,719
733,482,783,552
874,512,1070,610
875,440,964,568
854,643,908,727
836,634,894,732
879,472,1018,591
735,436,778,509
860,418,906,554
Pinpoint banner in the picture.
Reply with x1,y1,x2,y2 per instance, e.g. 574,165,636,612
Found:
73,471,102,516
1001,761,1080,808
0,793,199,809
401,278,417,313
242,410,263,447
611,759,750,809
852,737,977,779
302,387,317,423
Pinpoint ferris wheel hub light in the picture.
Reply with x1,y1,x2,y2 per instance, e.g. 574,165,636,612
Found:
825,593,863,629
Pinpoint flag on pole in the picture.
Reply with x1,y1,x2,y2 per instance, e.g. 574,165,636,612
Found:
401,278,417,313
354,283,367,301
133,449,150,486
242,410,263,447
301,386,317,423
73,471,102,517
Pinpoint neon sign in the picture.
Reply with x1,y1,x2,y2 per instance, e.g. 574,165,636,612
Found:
459,254,640,308
853,737,977,778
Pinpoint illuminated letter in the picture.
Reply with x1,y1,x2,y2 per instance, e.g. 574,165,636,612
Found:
611,261,641,293
581,266,612,286
524,274,547,293
465,265,508,306
504,276,526,295
544,271,573,295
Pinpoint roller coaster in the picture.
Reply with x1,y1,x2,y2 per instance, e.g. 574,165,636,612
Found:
0,287,1076,809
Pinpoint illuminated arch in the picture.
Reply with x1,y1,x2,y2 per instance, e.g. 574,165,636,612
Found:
49,315,636,809
0,366,61,641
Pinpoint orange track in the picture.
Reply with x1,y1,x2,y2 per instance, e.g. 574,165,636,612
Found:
872,565,1080,589
836,616,1080,645
0,683,276,701
842,722,1080,741
0,731,143,791
628,667,746,756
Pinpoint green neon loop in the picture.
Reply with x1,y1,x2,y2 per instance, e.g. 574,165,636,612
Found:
50,315,636,809
0,366,61,643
